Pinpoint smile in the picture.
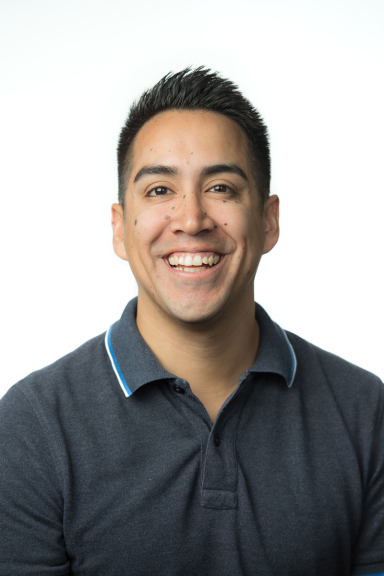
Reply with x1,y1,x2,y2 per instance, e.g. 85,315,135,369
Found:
167,252,221,273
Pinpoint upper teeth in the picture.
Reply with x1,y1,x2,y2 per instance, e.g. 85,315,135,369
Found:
168,254,220,267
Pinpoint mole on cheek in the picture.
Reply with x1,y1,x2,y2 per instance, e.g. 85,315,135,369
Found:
214,225,217,228
172,206,175,210
163,215,170,220
224,223,227,226
223,200,226,203
183,195,186,199
134,219,137,226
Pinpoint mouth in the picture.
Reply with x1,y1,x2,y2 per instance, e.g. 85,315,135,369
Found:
166,251,222,273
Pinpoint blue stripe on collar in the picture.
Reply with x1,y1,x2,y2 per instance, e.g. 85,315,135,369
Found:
251,303,298,388
276,325,297,388
105,299,298,396
105,324,132,397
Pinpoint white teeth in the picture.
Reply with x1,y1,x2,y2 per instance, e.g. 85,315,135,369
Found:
184,266,205,272
168,253,221,268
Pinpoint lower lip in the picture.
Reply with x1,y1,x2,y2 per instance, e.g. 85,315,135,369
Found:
163,257,224,277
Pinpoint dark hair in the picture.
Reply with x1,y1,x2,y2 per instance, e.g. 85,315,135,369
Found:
117,67,270,207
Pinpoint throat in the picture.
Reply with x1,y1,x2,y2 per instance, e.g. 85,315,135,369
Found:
190,379,238,424
136,293,260,422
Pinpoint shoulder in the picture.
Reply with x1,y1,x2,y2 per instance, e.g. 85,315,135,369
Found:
286,329,384,416
0,330,119,481
287,329,382,387
2,331,110,418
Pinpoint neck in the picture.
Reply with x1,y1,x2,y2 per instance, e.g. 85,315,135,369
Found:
136,292,259,422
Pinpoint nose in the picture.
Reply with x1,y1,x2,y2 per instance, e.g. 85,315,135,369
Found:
170,191,215,236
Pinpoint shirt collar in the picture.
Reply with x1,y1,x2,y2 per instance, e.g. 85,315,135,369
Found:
105,298,297,397
250,303,297,387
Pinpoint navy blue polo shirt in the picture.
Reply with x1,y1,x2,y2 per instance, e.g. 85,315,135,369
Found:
1,298,384,576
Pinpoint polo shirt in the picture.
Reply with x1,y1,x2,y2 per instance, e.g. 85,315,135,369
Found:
1,298,384,576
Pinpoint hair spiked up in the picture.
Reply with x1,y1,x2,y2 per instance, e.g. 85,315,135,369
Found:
117,67,270,207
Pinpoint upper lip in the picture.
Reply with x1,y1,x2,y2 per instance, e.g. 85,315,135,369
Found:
164,248,224,257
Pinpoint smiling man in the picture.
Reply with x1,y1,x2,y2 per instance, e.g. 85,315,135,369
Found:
1,68,384,576
111,105,279,423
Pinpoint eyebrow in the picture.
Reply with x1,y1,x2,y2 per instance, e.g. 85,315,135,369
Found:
133,163,249,184
200,163,249,182
133,165,179,183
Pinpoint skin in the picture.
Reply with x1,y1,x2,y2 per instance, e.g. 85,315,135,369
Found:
112,110,279,422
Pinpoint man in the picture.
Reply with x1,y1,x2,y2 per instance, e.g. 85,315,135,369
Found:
0,68,383,575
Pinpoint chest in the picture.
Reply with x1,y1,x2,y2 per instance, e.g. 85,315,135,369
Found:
61,382,361,575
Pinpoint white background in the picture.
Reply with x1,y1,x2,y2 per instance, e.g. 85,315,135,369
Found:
1,0,383,398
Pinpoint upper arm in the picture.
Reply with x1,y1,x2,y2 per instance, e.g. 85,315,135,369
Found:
0,385,70,575
350,383,384,576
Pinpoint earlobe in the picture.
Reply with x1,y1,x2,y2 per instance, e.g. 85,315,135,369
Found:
111,203,129,261
262,195,280,255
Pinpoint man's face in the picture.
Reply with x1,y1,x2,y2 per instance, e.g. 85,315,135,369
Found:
112,110,279,324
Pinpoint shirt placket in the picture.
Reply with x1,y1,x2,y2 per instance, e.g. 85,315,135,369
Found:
170,373,254,509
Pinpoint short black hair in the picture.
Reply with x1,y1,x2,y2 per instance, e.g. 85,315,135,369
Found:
117,67,270,207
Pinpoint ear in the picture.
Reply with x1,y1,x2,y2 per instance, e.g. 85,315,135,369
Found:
111,203,128,261
262,195,280,255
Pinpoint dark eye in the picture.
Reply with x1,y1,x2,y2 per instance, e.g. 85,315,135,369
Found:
208,185,235,195
147,187,173,197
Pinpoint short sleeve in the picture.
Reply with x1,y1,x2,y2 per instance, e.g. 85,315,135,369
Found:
0,385,70,576
350,381,384,576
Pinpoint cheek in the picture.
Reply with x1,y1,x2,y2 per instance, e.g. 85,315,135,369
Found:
126,208,169,258
216,205,257,242
226,210,264,267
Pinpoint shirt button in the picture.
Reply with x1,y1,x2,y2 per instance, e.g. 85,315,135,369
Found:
214,434,221,447
172,385,185,394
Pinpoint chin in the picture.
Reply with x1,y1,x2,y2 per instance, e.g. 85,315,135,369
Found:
160,293,229,325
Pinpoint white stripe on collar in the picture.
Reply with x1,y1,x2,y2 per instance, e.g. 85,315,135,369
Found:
105,325,132,397
105,319,298,395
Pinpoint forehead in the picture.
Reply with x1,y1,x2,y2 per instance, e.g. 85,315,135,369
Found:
130,109,250,174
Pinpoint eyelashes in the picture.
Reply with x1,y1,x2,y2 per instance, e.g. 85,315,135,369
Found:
146,187,174,197
146,184,237,197
207,184,236,195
